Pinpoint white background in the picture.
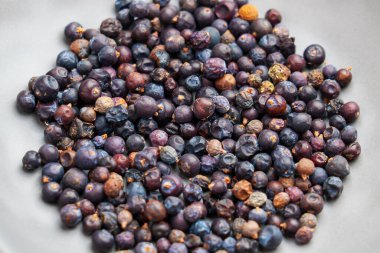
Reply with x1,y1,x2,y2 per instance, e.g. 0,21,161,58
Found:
0,0,379,252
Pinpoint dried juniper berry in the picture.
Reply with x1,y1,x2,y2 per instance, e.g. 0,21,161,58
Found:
149,129,168,147
92,229,115,252
74,147,98,170
22,150,41,171
115,231,135,250
325,155,350,178
41,162,65,183
58,188,80,207
258,225,283,250
235,134,259,160
60,204,82,228
336,68,352,88
190,31,212,50
192,98,215,120
56,50,78,70
194,7,215,28
185,136,207,157
42,182,62,203
323,176,344,199
274,156,295,178
164,196,185,216
303,44,325,67
287,112,312,134
252,153,272,172
159,146,177,165
295,226,313,245
179,154,201,178
160,175,183,197
183,183,203,203
200,155,218,175
235,237,259,253
258,129,279,151
62,168,88,192
17,90,36,113
203,58,227,79
210,118,233,139
184,202,207,223
340,101,360,123
320,79,341,99
105,105,129,125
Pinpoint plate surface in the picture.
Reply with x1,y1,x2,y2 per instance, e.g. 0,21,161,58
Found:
0,0,379,252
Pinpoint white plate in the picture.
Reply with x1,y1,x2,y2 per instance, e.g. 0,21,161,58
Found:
0,0,379,252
